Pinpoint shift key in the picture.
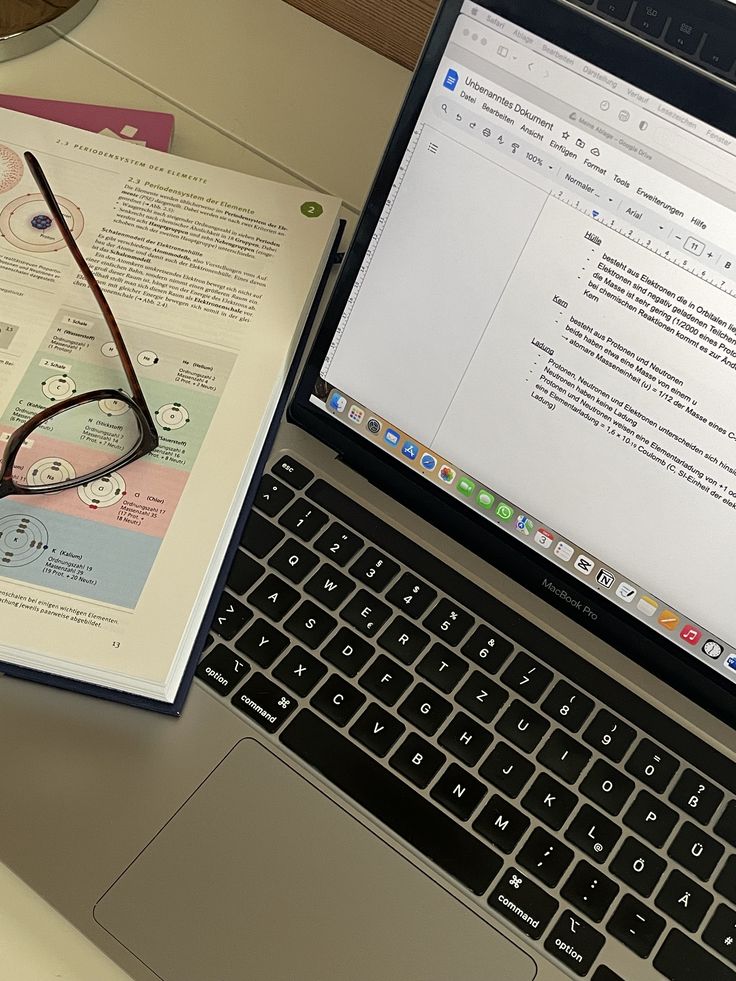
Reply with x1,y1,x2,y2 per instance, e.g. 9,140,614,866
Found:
488,867,559,940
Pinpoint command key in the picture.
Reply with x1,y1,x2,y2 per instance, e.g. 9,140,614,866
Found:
488,867,559,940
231,672,297,733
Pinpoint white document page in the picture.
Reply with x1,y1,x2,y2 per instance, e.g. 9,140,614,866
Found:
0,108,339,697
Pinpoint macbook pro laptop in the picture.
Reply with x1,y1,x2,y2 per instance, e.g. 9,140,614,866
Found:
1,1,736,979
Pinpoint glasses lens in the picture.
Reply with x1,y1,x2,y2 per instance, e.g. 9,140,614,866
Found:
11,398,143,492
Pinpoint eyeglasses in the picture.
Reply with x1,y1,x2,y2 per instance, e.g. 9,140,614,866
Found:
0,152,158,500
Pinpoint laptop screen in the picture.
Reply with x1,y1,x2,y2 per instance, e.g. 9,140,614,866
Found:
307,1,736,695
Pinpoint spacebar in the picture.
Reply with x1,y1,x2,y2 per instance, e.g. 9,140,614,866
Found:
280,709,503,895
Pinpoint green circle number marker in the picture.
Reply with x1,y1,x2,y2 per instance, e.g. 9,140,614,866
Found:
300,201,323,218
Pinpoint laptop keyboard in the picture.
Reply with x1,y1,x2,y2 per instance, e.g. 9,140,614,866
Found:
197,454,736,980
569,0,736,83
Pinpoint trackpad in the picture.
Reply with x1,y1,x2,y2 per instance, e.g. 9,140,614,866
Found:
95,738,535,981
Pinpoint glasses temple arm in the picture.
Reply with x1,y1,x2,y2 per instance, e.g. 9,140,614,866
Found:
24,151,153,422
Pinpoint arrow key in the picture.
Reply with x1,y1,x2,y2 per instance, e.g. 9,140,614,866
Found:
210,592,252,641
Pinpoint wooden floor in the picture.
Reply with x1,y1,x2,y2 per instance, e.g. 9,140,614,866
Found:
283,0,440,69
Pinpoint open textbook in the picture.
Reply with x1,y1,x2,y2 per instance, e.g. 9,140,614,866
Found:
0,107,340,711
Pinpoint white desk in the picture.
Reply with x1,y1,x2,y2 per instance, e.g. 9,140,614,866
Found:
0,2,410,976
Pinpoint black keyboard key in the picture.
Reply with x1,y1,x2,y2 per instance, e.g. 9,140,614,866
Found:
521,772,578,831
430,762,487,821
349,547,400,592
255,474,294,516
281,710,502,895
455,670,507,723
517,827,574,887
597,0,633,21
480,742,535,798
423,598,474,646
487,867,559,939
473,794,530,853
196,644,249,695
321,627,373,677
580,760,634,816
279,499,328,541
417,643,467,693
461,624,513,673
583,709,636,762
607,894,665,958
541,681,594,733
623,790,678,848
439,711,493,766
562,861,619,922
625,738,678,792
231,672,297,733
377,615,429,665
385,572,437,619
610,836,666,897
666,17,704,56
656,869,713,932
349,703,405,757
341,589,392,638
716,856,736,905
359,653,411,705
390,733,446,789
241,511,284,558
700,34,736,73
226,551,265,595
310,674,366,727
284,600,337,649
544,910,605,977
716,801,736,847
668,822,724,881
592,969,624,981
273,646,327,696
248,573,299,620
537,730,591,784
304,563,354,609
654,928,736,981
669,768,724,825
234,618,288,667
496,700,549,753
399,683,452,736
631,1,667,38
565,804,621,863
500,652,553,703
313,522,363,567
210,593,252,641
703,903,736,967
272,455,313,489
268,538,320,584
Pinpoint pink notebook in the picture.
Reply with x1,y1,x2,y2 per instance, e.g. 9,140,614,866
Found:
0,94,175,151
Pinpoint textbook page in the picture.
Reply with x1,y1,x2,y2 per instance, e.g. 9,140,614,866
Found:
0,107,339,697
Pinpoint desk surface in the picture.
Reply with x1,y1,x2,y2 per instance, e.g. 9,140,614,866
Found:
0,1,410,976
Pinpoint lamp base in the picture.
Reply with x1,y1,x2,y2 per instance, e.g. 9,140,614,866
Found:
0,0,99,62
